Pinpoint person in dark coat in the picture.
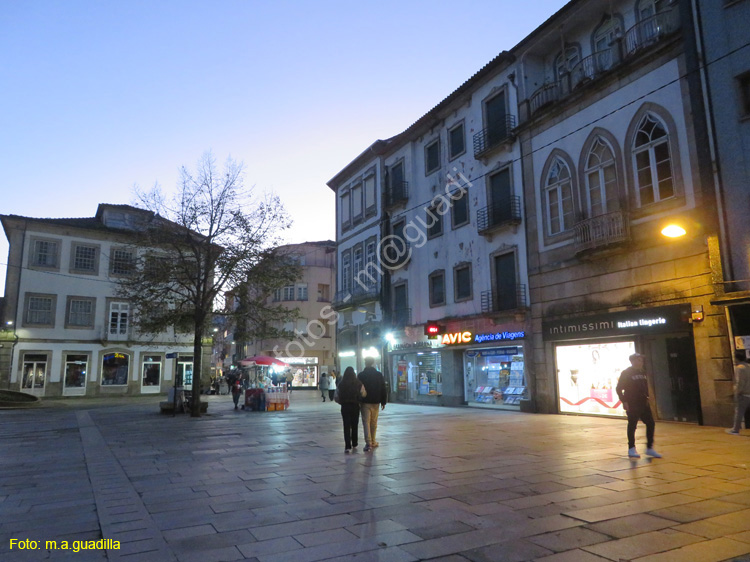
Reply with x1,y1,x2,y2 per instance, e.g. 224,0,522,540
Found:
336,367,365,453
357,358,388,452
616,353,661,459
231,379,242,410
319,372,329,401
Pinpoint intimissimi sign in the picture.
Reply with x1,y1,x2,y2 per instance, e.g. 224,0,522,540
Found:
542,304,691,341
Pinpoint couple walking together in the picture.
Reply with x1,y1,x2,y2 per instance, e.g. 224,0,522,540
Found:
335,357,387,453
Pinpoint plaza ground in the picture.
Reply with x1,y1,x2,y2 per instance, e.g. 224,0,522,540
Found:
1,391,750,561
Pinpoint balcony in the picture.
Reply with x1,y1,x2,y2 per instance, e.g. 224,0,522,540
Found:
332,283,380,310
386,181,409,208
473,115,517,158
573,211,629,254
570,48,615,89
529,81,564,115
481,285,527,313
477,196,522,234
380,239,411,270
625,9,680,56
392,308,411,327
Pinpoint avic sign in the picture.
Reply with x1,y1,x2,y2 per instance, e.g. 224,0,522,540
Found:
440,331,473,345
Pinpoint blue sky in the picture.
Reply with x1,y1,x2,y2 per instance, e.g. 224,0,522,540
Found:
0,0,567,295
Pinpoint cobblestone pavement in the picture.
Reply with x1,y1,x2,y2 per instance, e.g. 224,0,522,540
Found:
2,391,750,562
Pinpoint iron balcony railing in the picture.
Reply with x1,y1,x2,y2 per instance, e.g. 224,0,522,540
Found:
481,285,527,313
332,283,380,309
529,81,563,115
386,181,409,207
570,48,614,89
477,196,522,233
473,115,517,158
626,9,679,56
573,211,629,253
392,308,411,327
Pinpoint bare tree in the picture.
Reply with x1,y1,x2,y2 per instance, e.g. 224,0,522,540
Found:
117,152,299,416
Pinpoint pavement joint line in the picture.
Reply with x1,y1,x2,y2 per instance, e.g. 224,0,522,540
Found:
76,411,176,561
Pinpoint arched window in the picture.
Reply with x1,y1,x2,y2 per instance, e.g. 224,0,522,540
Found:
545,158,574,235
584,138,619,216
555,46,581,79
633,114,674,206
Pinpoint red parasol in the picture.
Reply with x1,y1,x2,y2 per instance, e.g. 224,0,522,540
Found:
239,355,289,367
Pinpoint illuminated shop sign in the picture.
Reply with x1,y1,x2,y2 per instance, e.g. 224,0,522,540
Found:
542,304,690,342
440,330,525,345
392,341,435,351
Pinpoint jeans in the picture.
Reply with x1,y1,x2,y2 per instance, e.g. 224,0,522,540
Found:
732,394,750,432
341,403,360,449
360,403,380,446
627,403,655,449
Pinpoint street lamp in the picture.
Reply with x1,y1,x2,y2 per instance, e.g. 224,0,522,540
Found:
661,224,686,238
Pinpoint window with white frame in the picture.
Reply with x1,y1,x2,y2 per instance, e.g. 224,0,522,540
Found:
72,243,98,273
108,302,129,335
273,288,282,302
593,16,622,52
633,114,674,206
25,294,55,326
545,158,575,235
585,137,619,217
110,248,135,276
67,297,95,328
365,240,377,281
64,354,88,389
142,355,161,387
297,284,308,301
31,239,59,268
282,285,295,301
341,251,351,293
353,247,363,286
637,0,667,20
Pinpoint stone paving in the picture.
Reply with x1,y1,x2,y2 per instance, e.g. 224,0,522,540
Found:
2,391,750,562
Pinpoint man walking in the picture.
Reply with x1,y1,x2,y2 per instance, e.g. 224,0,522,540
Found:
728,349,750,435
616,353,662,459
358,358,387,452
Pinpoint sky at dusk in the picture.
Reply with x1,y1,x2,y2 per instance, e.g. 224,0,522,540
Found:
0,0,568,295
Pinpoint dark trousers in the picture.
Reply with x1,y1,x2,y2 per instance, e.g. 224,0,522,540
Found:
627,404,655,449
341,403,360,449
329,389,336,401
232,392,240,407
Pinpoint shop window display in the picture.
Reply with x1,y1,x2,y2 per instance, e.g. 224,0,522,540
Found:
464,347,525,407
102,352,129,385
65,354,88,389
392,351,442,400
555,341,633,416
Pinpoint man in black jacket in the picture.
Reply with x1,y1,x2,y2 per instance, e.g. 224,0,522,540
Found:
616,353,661,459
358,357,387,452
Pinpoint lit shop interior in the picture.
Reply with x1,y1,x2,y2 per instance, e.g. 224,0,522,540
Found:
555,341,633,417
392,349,443,402
463,346,526,409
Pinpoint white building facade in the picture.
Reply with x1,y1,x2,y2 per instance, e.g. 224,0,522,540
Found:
1,205,196,397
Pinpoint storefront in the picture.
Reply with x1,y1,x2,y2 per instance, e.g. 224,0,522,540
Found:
283,357,319,388
543,304,702,423
390,342,443,404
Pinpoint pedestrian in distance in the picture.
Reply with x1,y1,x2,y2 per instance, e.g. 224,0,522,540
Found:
357,357,388,452
285,370,293,394
231,379,242,410
335,367,366,453
616,353,662,459
319,372,329,402
727,349,750,435
328,369,337,402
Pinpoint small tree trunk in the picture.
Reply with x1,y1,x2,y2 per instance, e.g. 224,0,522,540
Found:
191,323,203,417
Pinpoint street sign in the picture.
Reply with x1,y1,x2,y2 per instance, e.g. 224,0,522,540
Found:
166,352,178,359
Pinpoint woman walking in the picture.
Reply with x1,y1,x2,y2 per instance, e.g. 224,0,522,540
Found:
328,369,337,402
336,367,366,453
319,372,329,402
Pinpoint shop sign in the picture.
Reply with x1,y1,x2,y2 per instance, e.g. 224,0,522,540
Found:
440,331,473,345
392,341,434,351
474,331,525,343
440,331,524,345
543,304,691,341
283,357,318,365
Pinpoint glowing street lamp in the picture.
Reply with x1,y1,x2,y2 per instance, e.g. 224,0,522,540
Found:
661,224,686,238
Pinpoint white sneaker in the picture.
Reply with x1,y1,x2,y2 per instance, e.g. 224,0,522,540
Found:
726,429,741,435
645,448,662,458
628,447,641,458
